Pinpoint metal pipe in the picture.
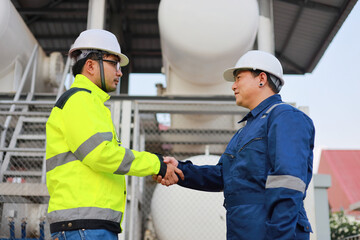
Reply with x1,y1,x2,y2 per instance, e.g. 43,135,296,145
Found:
13,45,39,102
30,46,38,95
257,0,275,54
0,111,50,117
21,218,27,238
87,0,106,29
41,142,47,184
0,99,237,105
9,218,15,239
0,100,55,105
0,148,45,152
129,102,141,240
39,219,45,240
119,101,132,240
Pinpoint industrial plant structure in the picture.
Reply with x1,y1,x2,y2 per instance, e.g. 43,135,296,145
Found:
0,0,358,239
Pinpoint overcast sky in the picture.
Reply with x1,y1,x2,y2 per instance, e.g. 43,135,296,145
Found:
129,2,360,171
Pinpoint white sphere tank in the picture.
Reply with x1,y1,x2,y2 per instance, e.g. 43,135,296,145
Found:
151,155,226,240
0,0,63,93
158,0,259,86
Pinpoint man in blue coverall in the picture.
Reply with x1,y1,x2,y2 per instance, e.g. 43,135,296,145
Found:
156,50,315,240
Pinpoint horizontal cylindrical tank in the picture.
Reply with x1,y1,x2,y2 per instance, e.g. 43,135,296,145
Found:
0,0,63,93
159,0,259,92
151,155,226,240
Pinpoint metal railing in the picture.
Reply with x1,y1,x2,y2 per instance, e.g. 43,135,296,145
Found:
343,234,360,240
0,44,39,163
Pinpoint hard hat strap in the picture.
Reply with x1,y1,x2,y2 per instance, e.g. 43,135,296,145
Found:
269,75,282,92
96,52,107,92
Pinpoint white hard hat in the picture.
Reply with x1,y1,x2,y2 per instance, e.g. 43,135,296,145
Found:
223,50,284,86
69,29,129,66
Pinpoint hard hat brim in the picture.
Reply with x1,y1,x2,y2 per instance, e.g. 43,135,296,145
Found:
223,67,250,82
223,66,285,86
117,53,129,67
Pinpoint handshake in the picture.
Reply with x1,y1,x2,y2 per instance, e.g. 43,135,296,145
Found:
153,156,184,187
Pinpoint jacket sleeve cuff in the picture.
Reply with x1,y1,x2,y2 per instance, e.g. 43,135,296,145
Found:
156,154,167,177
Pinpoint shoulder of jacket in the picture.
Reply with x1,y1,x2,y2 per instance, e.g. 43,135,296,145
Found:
261,102,291,118
268,103,313,124
54,88,91,109
263,102,298,121
272,103,296,113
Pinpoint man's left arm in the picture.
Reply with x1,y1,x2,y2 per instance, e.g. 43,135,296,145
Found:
265,110,315,239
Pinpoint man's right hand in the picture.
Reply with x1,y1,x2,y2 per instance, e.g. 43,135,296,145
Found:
153,156,183,186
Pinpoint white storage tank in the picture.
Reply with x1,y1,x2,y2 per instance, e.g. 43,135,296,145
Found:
151,155,226,240
0,0,63,93
158,0,259,95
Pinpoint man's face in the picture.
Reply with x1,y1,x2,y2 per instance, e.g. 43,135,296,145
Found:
231,70,258,109
101,55,122,92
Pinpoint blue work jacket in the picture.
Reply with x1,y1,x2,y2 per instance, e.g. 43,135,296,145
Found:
177,94,315,240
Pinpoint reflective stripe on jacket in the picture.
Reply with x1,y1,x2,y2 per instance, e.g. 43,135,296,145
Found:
46,74,164,233
178,94,314,240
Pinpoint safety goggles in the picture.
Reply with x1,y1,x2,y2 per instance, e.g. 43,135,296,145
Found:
102,59,121,71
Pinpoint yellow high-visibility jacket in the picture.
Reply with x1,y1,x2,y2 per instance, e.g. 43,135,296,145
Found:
46,74,166,234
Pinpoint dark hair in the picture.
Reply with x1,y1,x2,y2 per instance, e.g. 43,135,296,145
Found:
71,50,115,77
250,70,280,93
71,51,97,77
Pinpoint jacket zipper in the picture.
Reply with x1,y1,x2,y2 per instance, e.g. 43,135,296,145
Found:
238,137,263,153
224,153,235,159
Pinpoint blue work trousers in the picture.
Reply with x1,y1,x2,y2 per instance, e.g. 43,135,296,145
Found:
51,229,118,240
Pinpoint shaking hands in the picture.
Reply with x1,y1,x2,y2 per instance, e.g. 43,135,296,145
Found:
153,156,184,186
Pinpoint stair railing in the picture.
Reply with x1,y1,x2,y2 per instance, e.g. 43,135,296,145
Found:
0,44,39,166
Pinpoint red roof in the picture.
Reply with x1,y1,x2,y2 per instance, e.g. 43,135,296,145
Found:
318,150,360,214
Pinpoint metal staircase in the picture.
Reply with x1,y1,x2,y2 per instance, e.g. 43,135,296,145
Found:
0,46,71,237
0,45,65,204
0,94,54,204
0,101,48,184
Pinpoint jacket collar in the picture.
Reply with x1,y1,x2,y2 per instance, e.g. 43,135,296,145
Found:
71,74,110,103
238,94,282,123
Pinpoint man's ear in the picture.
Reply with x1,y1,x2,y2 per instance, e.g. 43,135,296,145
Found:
258,72,268,85
84,59,97,76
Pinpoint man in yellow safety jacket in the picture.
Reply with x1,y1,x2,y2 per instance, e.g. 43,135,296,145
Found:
46,29,183,240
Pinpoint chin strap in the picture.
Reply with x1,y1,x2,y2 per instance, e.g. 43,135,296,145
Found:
97,53,107,92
